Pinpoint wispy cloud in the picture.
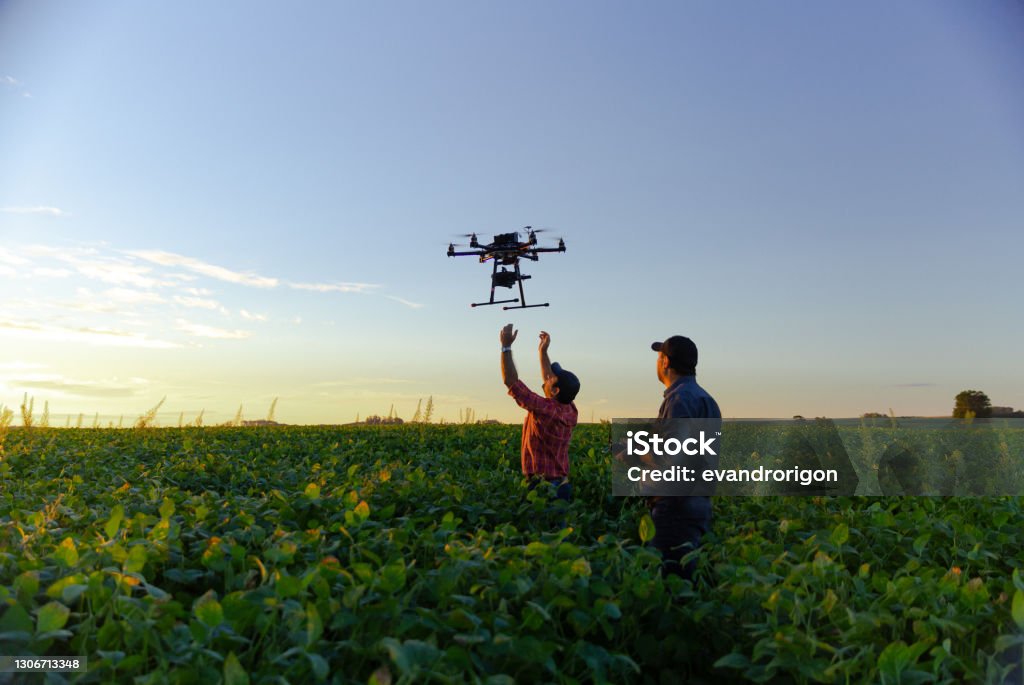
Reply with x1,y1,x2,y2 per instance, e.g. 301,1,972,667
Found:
130,250,278,288
24,245,168,289
0,248,29,266
239,309,267,322
0,361,47,371
2,206,68,217
1,242,413,351
894,383,936,388
175,319,251,339
103,288,164,305
32,267,72,278
73,258,163,288
5,373,149,398
2,75,32,99
311,378,414,388
0,317,179,348
385,295,424,309
173,295,227,313
288,281,378,294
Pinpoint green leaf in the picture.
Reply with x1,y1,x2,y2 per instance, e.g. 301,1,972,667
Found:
0,604,34,634
36,601,70,634
912,533,930,555
304,483,320,499
223,652,250,685
831,523,849,546
571,558,592,577
46,574,87,601
639,514,656,543
600,600,621,620
381,638,440,675
379,562,406,593
194,591,224,627
104,505,124,539
714,652,751,670
275,573,302,598
159,497,175,520
525,542,547,557
306,603,323,647
124,544,147,575
52,537,79,568
14,572,39,599
353,500,370,521
1012,590,1024,631
877,641,912,684
307,652,329,680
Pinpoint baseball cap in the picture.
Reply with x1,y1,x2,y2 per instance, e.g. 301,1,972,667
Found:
651,335,698,373
550,362,580,404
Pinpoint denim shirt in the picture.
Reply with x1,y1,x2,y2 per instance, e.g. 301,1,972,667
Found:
658,375,721,420
650,375,721,513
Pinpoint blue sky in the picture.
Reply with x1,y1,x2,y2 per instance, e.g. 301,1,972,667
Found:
1,1,1022,424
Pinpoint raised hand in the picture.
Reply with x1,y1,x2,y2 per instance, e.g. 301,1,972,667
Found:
500,324,518,347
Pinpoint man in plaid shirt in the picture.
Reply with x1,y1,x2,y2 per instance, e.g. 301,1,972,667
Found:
500,324,580,502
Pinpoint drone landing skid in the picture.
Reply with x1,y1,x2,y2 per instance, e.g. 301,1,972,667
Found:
503,303,549,310
470,298,518,308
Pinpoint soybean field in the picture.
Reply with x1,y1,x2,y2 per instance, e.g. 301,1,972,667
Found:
1,423,1023,684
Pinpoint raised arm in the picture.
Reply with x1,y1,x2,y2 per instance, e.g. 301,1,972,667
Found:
500,324,519,388
538,331,554,380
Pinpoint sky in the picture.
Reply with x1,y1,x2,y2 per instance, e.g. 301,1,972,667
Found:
1,0,1022,424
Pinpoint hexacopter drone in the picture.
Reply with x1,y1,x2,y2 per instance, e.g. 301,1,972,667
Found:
447,227,566,310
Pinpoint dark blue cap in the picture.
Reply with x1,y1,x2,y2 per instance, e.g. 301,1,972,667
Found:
551,362,580,404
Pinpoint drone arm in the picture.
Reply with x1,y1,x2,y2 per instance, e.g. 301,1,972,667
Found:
448,250,489,257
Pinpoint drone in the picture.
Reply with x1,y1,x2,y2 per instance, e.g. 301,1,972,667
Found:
447,226,566,310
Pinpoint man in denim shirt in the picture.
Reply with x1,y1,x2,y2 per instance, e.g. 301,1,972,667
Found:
649,335,721,580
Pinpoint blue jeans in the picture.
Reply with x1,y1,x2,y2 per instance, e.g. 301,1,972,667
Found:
648,496,711,581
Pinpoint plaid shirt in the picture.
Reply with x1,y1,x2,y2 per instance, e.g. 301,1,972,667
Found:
508,379,578,479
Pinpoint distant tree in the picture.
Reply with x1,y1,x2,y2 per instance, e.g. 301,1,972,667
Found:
953,390,991,418
861,412,887,419
991,406,1024,418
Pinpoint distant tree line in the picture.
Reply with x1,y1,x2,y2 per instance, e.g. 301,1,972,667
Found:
952,390,1023,418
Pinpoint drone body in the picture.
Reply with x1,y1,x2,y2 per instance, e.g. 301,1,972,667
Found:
447,227,566,310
